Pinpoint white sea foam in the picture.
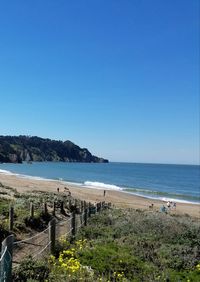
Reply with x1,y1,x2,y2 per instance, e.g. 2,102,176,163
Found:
84,181,123,191
0,168,55,182
59,180,83,187
125,191,200,205
160,197,199,204
19,174,56,181
0,169,15,175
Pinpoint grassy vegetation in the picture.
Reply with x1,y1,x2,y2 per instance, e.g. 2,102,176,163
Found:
11,207,200,282
1,182,199,281
0,197,10,242
0,184,68,240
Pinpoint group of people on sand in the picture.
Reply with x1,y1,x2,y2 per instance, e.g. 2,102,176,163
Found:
160,201,177,213
166,201,176,209
149,201,177,213
56,186,71,196
56,186,106,197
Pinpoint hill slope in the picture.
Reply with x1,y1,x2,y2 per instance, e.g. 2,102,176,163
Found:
0,135,108,163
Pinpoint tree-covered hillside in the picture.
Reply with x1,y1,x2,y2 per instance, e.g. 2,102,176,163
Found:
0,135,108,163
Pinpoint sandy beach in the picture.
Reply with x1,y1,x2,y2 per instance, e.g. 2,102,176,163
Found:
0,173,199,218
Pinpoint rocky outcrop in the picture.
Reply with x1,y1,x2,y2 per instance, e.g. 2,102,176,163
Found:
0,136,109,164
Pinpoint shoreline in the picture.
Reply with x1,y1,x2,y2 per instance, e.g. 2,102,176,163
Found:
0,172,199,218
0,169,199,205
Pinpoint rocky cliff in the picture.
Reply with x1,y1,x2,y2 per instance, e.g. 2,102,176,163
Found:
0,136,108,163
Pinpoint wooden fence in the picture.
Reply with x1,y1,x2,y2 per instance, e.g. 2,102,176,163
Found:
0,199,110,282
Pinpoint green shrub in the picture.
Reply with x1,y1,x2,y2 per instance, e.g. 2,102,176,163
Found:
0,198,10,216
13,256,49,282
13,206,200,282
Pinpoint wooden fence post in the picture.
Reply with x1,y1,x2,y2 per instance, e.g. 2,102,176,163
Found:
99,202,102,211
93,204,97,215
71,211,76,237
83,201,87,209
88,202,92,218
30,202,34,217
81,201,84,213
49,218,56,254
80,211,83,226
53,202,56,216
69,199,72,210
44,202,48,214
84,208,88,226
9,206,14,231
1,234,14,282
99,202,102,212
60,201,64,214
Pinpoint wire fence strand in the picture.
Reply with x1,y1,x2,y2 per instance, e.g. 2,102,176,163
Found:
13,226,50,245
32,241,51,259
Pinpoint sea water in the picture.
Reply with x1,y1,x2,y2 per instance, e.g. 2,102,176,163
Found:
0,162,199,204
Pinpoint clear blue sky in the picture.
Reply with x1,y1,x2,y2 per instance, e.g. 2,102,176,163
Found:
0,0,199,164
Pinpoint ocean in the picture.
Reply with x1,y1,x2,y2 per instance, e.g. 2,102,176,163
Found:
0,162,199,204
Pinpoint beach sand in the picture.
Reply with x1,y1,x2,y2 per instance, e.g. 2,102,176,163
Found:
0,173,199,218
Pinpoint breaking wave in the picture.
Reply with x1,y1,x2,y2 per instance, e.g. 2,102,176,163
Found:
84,181,123,191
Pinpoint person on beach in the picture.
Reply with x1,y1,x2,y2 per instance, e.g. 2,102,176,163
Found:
57,187,59,193
149,203,154,209
64,187,69,192
160,205,167,213
103,190,106,197
63,186,71,196
167,201,170,209
172,202,176,209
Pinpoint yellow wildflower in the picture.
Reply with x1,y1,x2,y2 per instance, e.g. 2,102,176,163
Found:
48,255,55,264
196,263,200,270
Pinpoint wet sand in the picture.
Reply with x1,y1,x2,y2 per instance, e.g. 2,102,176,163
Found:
0,173,199,218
